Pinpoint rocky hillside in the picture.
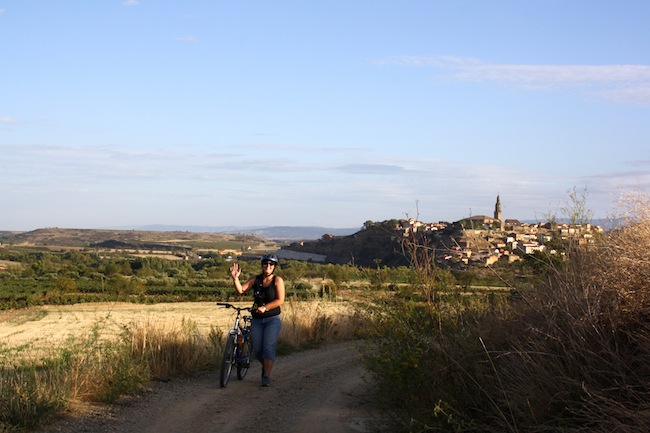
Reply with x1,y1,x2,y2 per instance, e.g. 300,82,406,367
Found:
281,223,466,268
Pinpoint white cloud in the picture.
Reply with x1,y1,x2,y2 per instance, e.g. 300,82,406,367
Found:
0,9,6,14
123,0,139,7
375,56,650,104
596,86,650,105
0,116,19,124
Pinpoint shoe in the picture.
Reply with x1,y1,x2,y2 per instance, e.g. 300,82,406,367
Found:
261,375,271,387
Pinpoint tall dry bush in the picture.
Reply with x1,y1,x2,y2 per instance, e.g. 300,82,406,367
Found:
464,193,650,433
364,193,650,432
591,191,650,315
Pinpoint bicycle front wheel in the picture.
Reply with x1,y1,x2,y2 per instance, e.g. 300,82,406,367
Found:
220,334,236,387
237,335,253,380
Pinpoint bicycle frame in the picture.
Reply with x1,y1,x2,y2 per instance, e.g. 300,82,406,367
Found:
217,302,253,387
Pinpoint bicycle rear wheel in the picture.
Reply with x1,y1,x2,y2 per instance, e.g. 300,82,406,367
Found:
220,334,236,387
237,335,253,380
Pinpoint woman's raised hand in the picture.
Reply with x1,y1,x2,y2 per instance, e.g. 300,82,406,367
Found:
229,263,241,280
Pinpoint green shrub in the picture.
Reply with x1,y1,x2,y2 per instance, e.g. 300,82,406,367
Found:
292,281,313,291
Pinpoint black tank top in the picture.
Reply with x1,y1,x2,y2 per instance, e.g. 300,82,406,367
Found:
252,275,281,318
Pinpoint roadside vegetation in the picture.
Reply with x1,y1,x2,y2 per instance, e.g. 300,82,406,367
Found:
362,191,650,432
0,298,363,432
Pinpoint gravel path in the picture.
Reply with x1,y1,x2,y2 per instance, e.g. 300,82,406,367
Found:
36,341,384,433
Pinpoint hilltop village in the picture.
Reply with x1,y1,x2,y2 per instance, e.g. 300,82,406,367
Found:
279,195,604,268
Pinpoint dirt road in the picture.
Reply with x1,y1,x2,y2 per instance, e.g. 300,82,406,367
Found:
37,341,384,433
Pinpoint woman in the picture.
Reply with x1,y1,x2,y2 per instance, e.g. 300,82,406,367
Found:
229,253,285,387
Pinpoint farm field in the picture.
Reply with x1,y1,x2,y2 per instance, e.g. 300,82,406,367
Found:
0,300,356,361
0,300,379,433
0,302,249,359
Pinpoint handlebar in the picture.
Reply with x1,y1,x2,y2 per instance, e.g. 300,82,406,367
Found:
217,302,253,313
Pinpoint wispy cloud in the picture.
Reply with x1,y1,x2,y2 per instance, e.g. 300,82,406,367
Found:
123,0,139,7
0,116,19,124
597,86,650,105
626,160,650,168
249,142,363,154
0,143,281,188
374,55,650,104
334,163,406,175
1,142,641,223
0,9,6,14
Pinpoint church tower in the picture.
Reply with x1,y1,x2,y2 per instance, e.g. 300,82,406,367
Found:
494,194,503,229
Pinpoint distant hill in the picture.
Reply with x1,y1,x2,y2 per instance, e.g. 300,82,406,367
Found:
0,227,273,250
0,226,361,250
119,225,360,241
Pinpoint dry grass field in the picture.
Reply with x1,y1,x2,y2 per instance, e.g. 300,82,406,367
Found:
1,299,367,432
0,303,231,360
0,300,356,362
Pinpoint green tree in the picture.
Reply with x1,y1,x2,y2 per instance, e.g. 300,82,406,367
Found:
55,276,77,293
108,275,128,296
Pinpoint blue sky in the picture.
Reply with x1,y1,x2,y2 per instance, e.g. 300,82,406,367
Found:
2,1,649,231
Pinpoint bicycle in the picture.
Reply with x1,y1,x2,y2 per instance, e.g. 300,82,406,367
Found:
217,302,253,387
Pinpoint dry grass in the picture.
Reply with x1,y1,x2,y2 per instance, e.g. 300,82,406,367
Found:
0,298,361,432
278,299,362,351
362,192,650,432
496,192,650,432
128,318,222,381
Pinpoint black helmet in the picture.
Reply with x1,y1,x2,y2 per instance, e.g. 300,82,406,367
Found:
261,254,279,265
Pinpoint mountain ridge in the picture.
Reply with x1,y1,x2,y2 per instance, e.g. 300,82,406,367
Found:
109,224,361,241
0,225,361,243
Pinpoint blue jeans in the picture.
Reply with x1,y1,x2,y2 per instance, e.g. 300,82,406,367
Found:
251,315,282,361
